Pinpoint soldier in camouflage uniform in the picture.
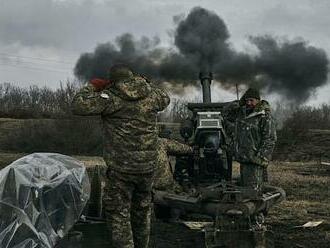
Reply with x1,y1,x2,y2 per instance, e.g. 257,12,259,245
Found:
71,65,170,248
154,133,193,192
234,88,277,190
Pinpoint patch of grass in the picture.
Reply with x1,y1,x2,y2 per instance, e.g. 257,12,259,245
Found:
267,161,330,247
0,118,103,156
0,152,27,169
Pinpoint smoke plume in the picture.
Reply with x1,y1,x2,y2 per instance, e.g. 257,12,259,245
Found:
174,7,230,72
74,33,163,80
251,36,329,103
74,7,329,103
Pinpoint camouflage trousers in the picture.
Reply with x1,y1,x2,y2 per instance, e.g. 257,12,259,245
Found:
153,161,183,193
240,163,264,190
103,169,153,248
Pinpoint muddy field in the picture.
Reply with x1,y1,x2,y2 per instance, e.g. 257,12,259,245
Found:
1,153,329,247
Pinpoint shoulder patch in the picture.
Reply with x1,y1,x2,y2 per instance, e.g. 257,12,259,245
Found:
100,93,110,99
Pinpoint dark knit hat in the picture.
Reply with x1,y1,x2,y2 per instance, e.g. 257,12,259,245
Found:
243,88,260,100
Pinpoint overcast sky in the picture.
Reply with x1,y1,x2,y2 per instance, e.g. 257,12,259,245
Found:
1,0,330,105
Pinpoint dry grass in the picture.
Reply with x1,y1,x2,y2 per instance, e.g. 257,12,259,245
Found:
266,161,330,247
0,152,27,169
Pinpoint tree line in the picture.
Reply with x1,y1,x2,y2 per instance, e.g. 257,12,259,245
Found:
0,82,329,159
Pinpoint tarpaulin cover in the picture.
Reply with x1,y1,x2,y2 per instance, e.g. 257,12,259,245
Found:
0,153,91,248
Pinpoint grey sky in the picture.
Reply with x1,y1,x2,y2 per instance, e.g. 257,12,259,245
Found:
0,0,329,104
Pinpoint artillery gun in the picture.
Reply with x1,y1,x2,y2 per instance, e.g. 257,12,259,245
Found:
153,72,285,248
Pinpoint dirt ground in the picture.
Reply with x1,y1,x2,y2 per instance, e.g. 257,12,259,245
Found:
265,161,330,248
1,153,329,247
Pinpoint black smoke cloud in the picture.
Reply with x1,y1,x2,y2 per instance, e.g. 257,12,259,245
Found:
174,7,230,72
74,7,329,103
75,34,164,81
74,33,198,84
251,36,329,103
173,7,257,84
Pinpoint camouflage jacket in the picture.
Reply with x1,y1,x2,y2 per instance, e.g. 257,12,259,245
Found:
71,76,170,174
154,138,192,191
234,100,277,167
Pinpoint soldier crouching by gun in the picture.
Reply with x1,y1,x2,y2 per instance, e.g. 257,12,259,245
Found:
233,88,277,190
153,129,193,193
71,65,170,248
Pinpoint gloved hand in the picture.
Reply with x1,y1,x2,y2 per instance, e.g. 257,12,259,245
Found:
253,155,269,167
90,78,111,91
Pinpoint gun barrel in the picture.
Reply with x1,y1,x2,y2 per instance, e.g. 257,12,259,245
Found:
199,72,212,103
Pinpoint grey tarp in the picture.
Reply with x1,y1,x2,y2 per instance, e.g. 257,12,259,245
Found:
0,153,90,248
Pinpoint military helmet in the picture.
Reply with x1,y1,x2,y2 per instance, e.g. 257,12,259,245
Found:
243,88,260,100
108,64,134,82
